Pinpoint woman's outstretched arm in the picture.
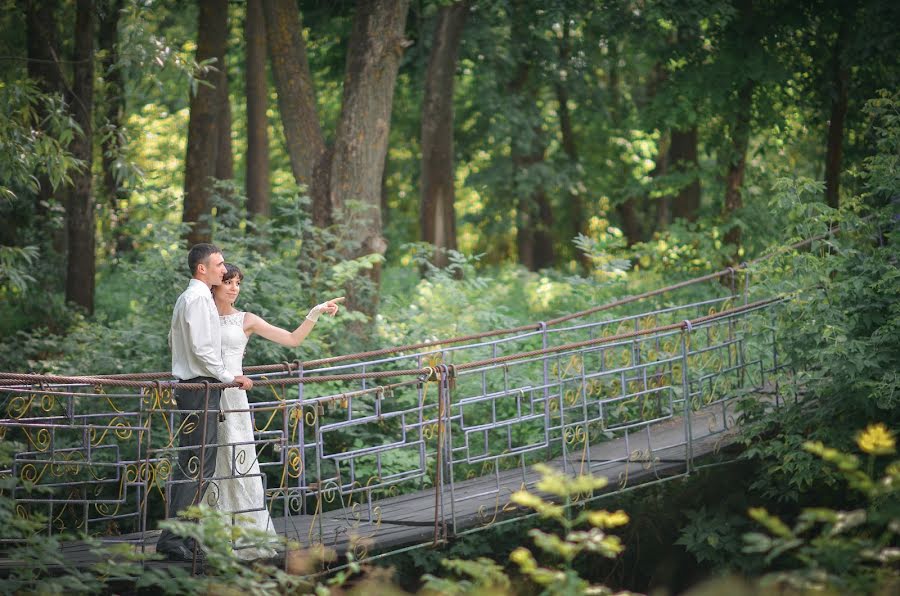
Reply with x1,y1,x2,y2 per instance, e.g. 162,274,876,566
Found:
244,297,344,347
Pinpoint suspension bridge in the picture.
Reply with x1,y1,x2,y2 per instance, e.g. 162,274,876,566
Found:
0,239,823,571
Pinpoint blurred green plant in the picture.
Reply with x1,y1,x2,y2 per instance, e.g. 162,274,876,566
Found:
0,80,82,202
742,424,899,595
630,219,735,276
422,463,639,596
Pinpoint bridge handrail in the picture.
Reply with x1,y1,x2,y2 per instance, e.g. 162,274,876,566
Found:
0,297,781,393
0,226,833,385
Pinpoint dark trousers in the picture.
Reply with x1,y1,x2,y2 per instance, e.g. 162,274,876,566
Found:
156,377,222,552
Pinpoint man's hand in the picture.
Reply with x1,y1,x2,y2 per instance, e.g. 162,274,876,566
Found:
306,297,345,322
234,375,253,390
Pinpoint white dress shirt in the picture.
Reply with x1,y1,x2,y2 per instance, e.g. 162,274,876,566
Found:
169,278,234,384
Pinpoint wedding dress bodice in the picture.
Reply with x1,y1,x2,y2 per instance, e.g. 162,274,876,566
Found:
219,312,248,375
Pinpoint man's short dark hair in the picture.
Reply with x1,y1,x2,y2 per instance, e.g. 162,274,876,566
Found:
188,243,222,275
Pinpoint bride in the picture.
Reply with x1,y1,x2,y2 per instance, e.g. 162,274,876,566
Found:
209,263,342,560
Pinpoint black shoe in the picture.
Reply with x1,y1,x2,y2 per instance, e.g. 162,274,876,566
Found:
157,542,208,566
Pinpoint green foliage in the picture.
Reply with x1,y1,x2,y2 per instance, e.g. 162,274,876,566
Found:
0,244,38,295
0,80,82,201
0,443,106,595
420,557,511,595
423,464,638,596
631,219,735,276
742,425,900,594
674,91,900,586
736,90,900,497
573,231,631,279
860,89,900,205
675,506,752,568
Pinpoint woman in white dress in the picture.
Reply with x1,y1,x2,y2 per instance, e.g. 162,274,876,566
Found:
209,263,342,560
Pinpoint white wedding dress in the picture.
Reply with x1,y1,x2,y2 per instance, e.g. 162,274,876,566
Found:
207,311,279,560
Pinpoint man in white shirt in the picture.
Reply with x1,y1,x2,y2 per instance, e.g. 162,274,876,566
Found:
156,243,253,564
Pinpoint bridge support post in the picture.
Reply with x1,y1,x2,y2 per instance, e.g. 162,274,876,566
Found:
680,323,694,473
539,322,551,464
296,362,306,517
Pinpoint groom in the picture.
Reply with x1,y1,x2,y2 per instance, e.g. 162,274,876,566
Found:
156,243,254,563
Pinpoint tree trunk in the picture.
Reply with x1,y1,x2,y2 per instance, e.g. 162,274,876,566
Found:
609,42,641,247
824,20,849,210
420,1,467,269
260,0,409,324
98,0,132,255
215,52,234,183
516,195,535,271
723,81,754,255
182,0,227,246
556,75,581,219
508,0,550,270
653,132,671,231
617,199,642,246
511,126,552,268
98,0,124,201
639,61,669,236
670,127,700,221
245,0,269,217
329,0,409,314
534,189,555,269
25,0,63,93
555,18,590,270
65,0,96,313
262,0,325,193
25,0,65,229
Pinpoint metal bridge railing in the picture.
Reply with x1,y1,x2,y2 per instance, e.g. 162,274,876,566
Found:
0,275,790,561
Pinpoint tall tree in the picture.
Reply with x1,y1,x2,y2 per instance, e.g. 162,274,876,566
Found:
25,0,63,94
25,0,64,228
261,0,324,197
669,127,700,221
420,1,468,269
98,0,131,255
215,52,234,184
264,0,410,314
652,132,671,230
720,0,760,257
722,79,754,254
244,0,269,217
554,16,590,269
608,42,642,247
511,101,553,268
784,0,900,210
823,13,849,210
326,0,410,308
65,0,96,312
182,0,228,246
638,62,672,238
508,0,553,270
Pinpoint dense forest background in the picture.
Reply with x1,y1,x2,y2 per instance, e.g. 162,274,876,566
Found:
1,0,898,593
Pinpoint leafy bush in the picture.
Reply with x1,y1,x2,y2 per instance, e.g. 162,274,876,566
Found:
422,464,639,596
743,424,899,594
738,93,900,502
675,91,900,586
